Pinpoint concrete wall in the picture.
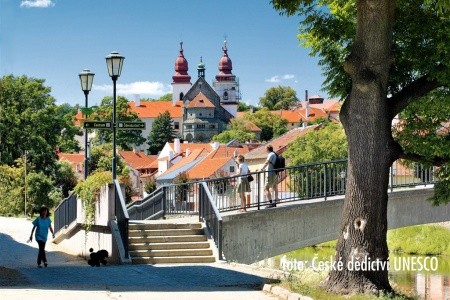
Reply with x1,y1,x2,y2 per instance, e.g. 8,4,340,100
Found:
221,188,449,264
54,184,120,263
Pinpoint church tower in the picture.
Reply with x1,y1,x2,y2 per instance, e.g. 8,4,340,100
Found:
212,40,240,117
171,42,192,106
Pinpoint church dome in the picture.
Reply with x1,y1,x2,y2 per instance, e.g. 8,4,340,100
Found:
218,41,232,75
172,42,191,84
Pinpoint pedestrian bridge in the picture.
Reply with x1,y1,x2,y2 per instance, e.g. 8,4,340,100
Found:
220,187,448,264
54,159,449,264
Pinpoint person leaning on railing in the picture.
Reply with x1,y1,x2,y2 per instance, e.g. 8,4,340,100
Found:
257,145,279,208
235,155,250,212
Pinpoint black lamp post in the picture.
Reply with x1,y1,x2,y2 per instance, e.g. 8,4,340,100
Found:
105,51,125,180
79,69,95,180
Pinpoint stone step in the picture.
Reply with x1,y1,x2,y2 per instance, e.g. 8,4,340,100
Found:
128,228,204,237
131,256,216,265
129,248,213,257
129,241,211,251
129,223,202,230
129,235,207,244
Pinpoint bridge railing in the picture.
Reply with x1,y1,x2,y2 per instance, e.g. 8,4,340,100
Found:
199,181,223,260
54,192,77,234
127,159,437,220
114,179,129,259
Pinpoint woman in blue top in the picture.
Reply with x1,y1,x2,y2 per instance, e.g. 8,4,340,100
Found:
29,206,55,268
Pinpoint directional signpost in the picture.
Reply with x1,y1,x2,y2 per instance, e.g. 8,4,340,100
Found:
117,121,146,130
83,121,112,129
83,121,145,130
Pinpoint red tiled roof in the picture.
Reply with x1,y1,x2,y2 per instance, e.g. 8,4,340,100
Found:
128,100,183,118
57,152,85,175
167,142,212,155
119,151,158,170
187,157,231,179
208,145,250,159
161,148,208,176
245,125,322,160
187,92,215,108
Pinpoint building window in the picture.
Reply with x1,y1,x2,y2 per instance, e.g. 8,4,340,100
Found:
186,125,192,129
199,113,202,116
179,92,184,100
223,91,228,100
209,124,215,129
230,166,235,173
174,122,179,130
197,124,205,129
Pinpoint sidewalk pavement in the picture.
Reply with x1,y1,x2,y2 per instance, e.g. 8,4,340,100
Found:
0,217,279,300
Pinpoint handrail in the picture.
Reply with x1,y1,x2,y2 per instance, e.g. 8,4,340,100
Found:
114,179,129,258
199,181,223,260
54,192,77,234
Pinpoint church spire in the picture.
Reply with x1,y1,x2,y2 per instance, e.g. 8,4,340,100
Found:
172,41,191,83
197,56,205,79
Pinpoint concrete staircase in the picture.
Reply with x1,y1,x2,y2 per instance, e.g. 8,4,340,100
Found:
128,222,216,264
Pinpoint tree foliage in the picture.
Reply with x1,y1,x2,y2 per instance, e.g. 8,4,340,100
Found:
271,0,450,294
244,108,288,141
92,96,146,150
147,111,175,155
55,104,82,153
259,85,299,110
0,163,24,216
0,75,66,175
284,123,348,165
212,129,256,143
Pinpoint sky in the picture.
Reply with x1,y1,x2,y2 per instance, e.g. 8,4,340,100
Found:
0,0,329,108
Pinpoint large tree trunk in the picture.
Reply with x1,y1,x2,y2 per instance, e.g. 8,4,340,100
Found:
325,0,399,294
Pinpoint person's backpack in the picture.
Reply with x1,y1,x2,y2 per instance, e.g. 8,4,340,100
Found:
273,153,286,172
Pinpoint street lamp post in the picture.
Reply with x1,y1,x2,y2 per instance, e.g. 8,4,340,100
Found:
79,69,95,180
105,51,125,180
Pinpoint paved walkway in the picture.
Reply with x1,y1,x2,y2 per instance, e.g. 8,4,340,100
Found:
0,217,279,300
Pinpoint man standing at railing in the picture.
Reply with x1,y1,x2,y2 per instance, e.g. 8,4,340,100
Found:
258,145,279,208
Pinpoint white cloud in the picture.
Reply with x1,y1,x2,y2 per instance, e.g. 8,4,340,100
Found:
265,74,296,83
282,74,295,80
20,0,55,8
265,76,280,83
93,81,171,97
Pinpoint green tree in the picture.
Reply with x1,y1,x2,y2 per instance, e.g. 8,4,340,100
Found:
212,130,256,143
0,75,64,175
93,96,146,150
244,108,288,141
147,111,175,155
272,0,450,294
158,93,172,101
237,102,256,112
88,144,128,176
54,160,78,198
56,103,82,153
259,86,299,110
284,123,347,164
0,163,24,216
27,171,56,211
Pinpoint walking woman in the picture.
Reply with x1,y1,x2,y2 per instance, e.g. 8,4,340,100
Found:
235,155,250,212
29,206,55,268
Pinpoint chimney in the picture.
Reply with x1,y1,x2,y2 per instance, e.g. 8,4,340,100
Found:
211,141,219,150
186,148,191,157
174,138,181,154
134,94,141,107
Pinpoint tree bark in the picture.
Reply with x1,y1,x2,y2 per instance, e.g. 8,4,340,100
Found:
325,0,398,294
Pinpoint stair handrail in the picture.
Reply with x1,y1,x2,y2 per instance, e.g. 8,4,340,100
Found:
114,179,129,258
54,191,77,234
199,181,223,260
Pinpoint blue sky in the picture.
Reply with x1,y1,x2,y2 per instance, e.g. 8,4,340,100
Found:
1,0,328,107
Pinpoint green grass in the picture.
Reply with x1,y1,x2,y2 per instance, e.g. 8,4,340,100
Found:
316,224,450,256
278,269,416,300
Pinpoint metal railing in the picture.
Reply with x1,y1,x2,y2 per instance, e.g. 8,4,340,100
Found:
54,192,77,234
199,182,223,260
114,179,129,258
127,159,437,219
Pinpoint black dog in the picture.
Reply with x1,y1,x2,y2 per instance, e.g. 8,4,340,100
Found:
87,248,109,267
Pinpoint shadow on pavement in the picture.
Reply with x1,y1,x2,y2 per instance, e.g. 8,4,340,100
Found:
0,232,279,292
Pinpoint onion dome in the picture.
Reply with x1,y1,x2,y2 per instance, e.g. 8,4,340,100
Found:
216,40,234,81
172,42,191,83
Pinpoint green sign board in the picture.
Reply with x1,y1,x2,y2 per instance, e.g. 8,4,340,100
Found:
117,122,146,130
83,121,112,129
